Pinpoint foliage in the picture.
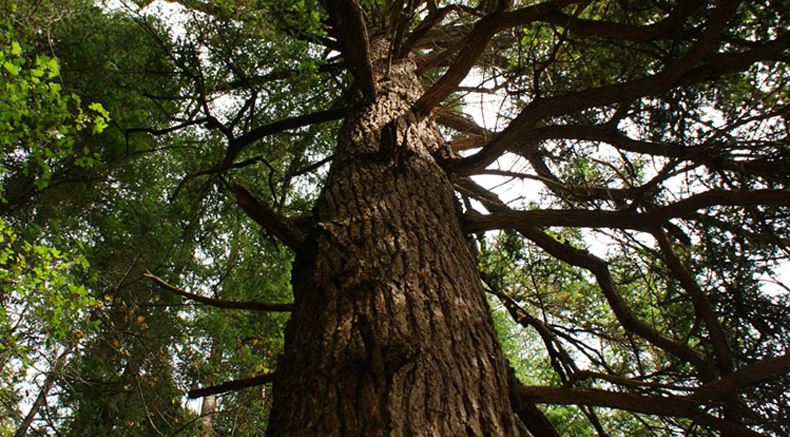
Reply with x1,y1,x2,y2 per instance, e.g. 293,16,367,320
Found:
0,8,108,190
0,2,111,431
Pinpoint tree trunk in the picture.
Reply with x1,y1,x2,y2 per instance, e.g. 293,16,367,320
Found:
199,394,217,437
267,49,518,436
14,349,70,437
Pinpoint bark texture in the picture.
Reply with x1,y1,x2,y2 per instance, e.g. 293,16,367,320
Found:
199,395,216,437
266,46,518,436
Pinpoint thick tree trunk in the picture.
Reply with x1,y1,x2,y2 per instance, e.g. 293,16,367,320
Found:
267,51,518,436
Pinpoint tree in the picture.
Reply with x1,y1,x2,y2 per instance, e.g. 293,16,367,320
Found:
4,0,790,435
0,3,110,433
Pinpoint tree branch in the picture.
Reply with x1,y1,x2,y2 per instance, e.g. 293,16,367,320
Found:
452,27,790,175
321,0,376,101
533,0,705,42
231,182,306,252
463,189,790,232
436,111,494,137
688,354,790,402
399,5,462,58
486,281,578,381
187,107,348,182
510,124,685,158
508,378,562,437
13,349,71,437
455,178,711,372
144,272,293,312
514,385,763,437
414,0,586,114
188,373,275,399
653,229,733,374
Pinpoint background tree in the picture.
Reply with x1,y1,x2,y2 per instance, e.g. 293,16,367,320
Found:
2,0,789,435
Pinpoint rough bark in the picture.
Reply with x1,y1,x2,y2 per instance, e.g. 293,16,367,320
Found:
266,46,518,436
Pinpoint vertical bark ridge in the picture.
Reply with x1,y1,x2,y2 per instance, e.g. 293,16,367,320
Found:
267,53,517,436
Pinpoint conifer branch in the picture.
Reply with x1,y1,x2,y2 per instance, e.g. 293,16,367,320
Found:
453,30,790,174
463,189,790,232
456,178,711,372
230,183,306,252
188,373,276,399
321,0,376,101
688,354,790,402
514,385,764,437
144,272,293,312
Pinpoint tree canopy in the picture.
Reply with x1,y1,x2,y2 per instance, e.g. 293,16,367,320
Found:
1,0,789,435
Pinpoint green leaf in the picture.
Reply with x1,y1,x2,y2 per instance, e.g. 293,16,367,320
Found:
2,61,18,75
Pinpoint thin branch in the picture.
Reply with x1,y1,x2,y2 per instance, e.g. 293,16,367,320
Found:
652,229,733,375
13,349,71,437
569,370,697,394
415,0,588,114
455,177,711,373
144,272,293,312
125,117,210,139
511,124,685,158
436,111,494,136
289,155,334,178
185,107,348,182
484,280,578,381
534,0,705,42
399,5,462,58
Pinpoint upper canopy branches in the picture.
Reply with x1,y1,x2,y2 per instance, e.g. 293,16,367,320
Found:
144,0,788,197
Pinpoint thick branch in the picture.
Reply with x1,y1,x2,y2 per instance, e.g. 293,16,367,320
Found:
653,230,733,375
463,190,790,232
514,385,763,437
689,354,790,402
508,381,562,437
144,272,293,312
188,373,275,399
322,0,376,101
231,183,306,252
413,16,498,114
